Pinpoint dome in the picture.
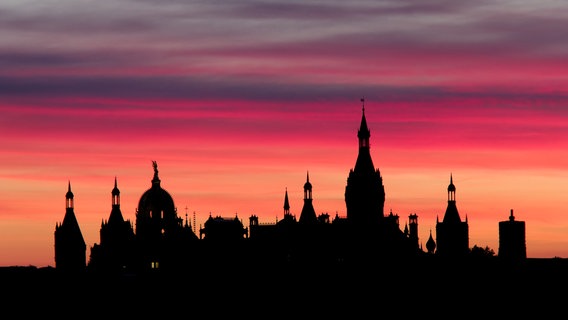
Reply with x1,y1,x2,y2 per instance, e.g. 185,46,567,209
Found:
137,184,176,218
136,161,176,220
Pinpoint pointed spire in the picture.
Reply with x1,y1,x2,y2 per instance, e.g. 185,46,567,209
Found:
65,181,74,209
447,173,456,195
304,171,312,189
358,99,370,140
299,172,317,224
111,176,120,207
283,187,290,214
303,171,313,200
448,173,455,191
66,181,73,198
112,176,120,196
108,176,125,224
443,174,461,223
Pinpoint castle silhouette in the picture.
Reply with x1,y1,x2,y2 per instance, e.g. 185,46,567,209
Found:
53,102,528,278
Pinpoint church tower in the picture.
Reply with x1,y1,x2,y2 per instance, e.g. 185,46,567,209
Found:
345,99,386,228
435,174,469,258
54,181,86,272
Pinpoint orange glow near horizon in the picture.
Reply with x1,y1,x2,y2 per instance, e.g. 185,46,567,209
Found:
2,97,568,267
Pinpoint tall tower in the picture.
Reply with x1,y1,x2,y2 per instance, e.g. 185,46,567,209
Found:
54,181,86,272
345,100,385,228
299,171,317,224
89,177,135,272
435,174,469,258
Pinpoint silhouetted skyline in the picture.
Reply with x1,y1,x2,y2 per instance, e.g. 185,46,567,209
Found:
51,107,527,276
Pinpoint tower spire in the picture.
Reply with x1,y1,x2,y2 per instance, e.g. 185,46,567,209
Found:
304,171,312,200
448,173,456,201
112,176,120,207
283,187,290,215
66,181,74,209
345,102,386,225
357,101,370,149
299,171,317,224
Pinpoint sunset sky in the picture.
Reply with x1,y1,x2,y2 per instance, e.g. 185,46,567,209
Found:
1,0,567,267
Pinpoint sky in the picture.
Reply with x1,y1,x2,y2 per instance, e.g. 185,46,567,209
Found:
1,0,568,268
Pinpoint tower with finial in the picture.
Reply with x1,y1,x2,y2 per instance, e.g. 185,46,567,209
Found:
345,98,386,227
435,174,469,258
88,177,135,273
54,181,86,272
134,161,193,271
299,171,317,224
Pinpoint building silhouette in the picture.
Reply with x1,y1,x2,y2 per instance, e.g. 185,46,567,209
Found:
88,177,135,273
345,103,385,227
88,162,199,274
54,102,526,276
132,160,198,272
54,181,86,272
435,174,469,258
498,209,527,261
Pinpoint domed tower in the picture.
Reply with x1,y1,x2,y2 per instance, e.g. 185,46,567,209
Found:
135,161,182,270
54,181,86,273
345,100,385,228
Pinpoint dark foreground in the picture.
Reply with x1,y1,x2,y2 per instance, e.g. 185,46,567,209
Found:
2,257,567,316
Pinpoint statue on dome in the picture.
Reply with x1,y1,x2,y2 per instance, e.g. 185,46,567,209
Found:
152,160,158,177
